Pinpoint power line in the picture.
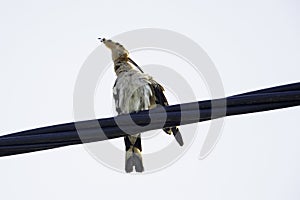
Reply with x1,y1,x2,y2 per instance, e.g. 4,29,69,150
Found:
0,82,299,157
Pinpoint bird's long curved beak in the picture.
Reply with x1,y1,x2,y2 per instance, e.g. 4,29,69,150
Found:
98,38,105,42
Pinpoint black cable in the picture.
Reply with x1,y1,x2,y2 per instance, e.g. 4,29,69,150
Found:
4,89,300,138
233,82,300,97
0,82,299,157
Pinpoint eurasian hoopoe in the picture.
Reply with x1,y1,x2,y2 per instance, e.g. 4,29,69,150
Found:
100,38,184,173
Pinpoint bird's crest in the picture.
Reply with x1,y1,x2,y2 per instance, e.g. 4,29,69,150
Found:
99,38,129,62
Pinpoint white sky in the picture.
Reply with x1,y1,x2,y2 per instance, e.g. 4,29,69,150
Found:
0,0,299,200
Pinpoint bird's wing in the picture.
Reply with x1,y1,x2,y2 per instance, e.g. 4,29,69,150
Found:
113,80,122,114
148,80,184,146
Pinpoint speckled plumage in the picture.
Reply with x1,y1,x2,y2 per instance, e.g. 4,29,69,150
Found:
101,38,184,173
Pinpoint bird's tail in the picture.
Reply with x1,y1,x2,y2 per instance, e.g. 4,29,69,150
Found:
124,134,144,173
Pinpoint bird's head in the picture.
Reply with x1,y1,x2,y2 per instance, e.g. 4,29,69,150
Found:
98,38,129,62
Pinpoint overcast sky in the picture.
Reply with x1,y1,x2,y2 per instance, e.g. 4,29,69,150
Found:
0,1,299,200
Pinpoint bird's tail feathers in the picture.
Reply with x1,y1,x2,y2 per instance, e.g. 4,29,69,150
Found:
124,135,144,173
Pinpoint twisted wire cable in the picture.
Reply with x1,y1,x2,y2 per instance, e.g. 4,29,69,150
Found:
0,82,299,157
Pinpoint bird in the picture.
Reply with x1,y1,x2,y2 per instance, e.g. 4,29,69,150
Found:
99,38,184,173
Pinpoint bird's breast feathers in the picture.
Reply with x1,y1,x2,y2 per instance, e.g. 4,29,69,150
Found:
113,70,156,114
